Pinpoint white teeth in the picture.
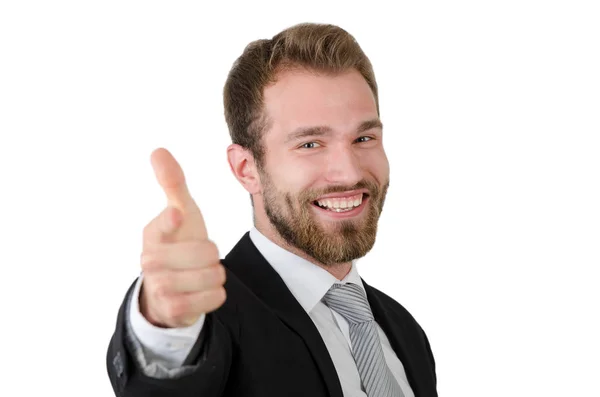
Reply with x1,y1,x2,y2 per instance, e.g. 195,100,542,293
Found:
316,194,364,211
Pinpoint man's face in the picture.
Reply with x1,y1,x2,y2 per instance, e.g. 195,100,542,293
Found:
258,68,390,266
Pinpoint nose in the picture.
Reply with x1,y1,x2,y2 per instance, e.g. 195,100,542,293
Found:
322,144,363,186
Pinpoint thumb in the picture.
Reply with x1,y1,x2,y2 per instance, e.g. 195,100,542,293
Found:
150,148,208,241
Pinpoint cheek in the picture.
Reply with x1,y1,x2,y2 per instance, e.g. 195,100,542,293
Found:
359,148,389,178
270,155,322,192
378,153,390,177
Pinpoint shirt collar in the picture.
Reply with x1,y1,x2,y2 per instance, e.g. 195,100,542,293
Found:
249,227,365,314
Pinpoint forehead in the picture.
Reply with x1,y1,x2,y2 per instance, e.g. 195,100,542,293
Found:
262,68,379,141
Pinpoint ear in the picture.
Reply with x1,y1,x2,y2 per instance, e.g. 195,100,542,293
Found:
227,144,261,195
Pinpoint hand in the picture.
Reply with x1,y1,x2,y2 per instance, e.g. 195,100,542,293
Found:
138,148,226,328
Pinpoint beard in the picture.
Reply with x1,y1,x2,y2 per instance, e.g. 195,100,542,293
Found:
260,170,389,266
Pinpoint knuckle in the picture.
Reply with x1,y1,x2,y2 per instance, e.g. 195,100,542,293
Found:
214,265,226,285
211,286,226,302
164,297,187,321
201,266,224,289
142,222,154,240
214,287,227,306
187,240,219,267
218,286,227,300
200,287,226,313
141,253,162,271
202,240,220,262
188,240,204,257
140,253,154,270
153,273,173,297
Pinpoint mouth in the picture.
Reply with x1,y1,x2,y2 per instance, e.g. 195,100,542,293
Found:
311,192,369,217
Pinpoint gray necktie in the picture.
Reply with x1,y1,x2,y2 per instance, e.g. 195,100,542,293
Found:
322,282,405,397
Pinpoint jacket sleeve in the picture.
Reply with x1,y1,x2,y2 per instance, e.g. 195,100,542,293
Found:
106,279,233,397
422,328,437,388
127,274,206,372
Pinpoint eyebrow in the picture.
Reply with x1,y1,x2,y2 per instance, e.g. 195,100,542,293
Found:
285,118,383,143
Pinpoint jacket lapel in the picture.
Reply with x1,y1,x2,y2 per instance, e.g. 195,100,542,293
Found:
223,233,344,397
362,279,425,397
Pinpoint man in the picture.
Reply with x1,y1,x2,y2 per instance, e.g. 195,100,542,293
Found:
106,22,437,397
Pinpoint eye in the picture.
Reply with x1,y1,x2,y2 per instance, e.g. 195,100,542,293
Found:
355,136,373,143
300,142,321,149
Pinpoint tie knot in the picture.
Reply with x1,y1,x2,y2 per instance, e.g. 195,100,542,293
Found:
322,282,374,324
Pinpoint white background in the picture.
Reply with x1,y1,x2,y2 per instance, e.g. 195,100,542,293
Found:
1,1,598,396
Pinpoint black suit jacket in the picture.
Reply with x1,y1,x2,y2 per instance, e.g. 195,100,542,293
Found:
106,232,437,396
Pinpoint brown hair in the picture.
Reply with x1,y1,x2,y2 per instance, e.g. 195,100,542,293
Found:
223,22,379,168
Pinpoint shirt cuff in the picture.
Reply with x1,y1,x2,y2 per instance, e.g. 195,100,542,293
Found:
129,274,206,367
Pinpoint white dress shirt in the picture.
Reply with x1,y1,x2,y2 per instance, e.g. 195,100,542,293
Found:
129,227,415,397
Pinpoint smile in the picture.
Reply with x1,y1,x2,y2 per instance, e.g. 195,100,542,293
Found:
311,192,369,217
314,193,363,211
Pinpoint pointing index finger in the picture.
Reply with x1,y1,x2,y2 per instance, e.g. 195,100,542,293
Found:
150,148,208,241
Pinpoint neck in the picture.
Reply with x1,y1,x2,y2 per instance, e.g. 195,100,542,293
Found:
254,217,352,281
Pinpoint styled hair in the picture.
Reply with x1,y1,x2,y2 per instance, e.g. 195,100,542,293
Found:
223,22,379,168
